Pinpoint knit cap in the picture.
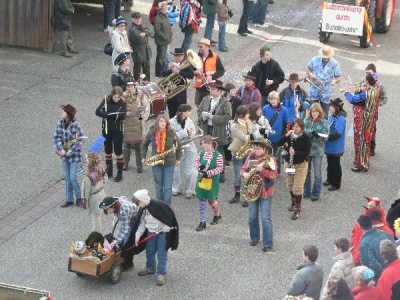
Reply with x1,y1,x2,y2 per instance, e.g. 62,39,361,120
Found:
133,189,151,206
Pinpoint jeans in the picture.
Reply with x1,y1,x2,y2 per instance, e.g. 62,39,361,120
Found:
252,0,268,25
172,150,197,195
232,155,245,188
326,154,342,189
152,164,175,206
146,232,168,275
181,26,194,54
248,196,273,247
304,155,323,199
62,160,82,202
103,0,114,28
164,45,170,66
155,44,167,77
204,13,216,40
238,0,254,32
271,143,282,174
218,22,226,50
311,100,329,119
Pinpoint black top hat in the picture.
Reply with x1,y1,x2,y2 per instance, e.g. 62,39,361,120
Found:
208,80,225,90
114,52,131,66
330,98,344,111
243,71,256,81
99,197,119,210
171,48,185,55
60,104,77,118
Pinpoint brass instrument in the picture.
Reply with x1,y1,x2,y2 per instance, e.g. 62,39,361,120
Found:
305,75,324,91
181,128,204,147
158,49,203,100
55,133,85,156
242,156,276,202
144,144,179,166
235,141,253,160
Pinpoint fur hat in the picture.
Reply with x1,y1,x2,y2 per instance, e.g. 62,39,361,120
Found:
358,215,372,230
319,45,334,58
133,189,151,206
60,104,77,118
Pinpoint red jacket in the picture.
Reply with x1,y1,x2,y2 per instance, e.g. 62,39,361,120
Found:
352,285,381,300
377,258,400,300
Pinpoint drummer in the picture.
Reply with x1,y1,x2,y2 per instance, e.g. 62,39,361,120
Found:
122,81,147,173
161,48,195,118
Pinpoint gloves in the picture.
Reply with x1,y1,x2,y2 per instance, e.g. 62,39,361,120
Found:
312,131,318,138
202,170,209,178
162,225,171,233
199,164,206,171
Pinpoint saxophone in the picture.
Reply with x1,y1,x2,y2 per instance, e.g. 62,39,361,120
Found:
55,133,79,156
235,140,253,160
242,155,276,202
181,128,204,147
145,144,179,166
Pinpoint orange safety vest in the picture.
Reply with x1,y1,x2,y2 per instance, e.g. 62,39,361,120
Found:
194,53,218,89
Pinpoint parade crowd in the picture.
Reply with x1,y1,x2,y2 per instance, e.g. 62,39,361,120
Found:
52,0,399,298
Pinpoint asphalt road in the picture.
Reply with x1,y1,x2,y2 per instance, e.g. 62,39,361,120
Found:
0,0,399,299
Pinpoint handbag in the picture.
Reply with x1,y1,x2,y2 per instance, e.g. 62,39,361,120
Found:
198,177,212,190
104,42,113,56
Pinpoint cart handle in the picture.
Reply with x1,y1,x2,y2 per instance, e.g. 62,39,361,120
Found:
124,227,177,252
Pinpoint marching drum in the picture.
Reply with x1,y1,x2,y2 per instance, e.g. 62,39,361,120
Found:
139,83,166,121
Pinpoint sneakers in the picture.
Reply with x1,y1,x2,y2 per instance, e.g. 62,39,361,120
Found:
242,201,249,207
156,274,166,286
61,201,73,207
249,240,259,246
262,247,274,253
196,222,206,231
103,26,113,33
258,23,269,28
186,193,194,199
172,192,180,196
253,23,260,28
122,260,134,272
291,211,300,220
210,215,221,225
351,166,368,172
138,269,156,276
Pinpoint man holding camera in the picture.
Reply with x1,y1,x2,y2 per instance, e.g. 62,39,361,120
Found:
128,12,153,82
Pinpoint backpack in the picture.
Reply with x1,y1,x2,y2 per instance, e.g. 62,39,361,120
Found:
149,5,157,25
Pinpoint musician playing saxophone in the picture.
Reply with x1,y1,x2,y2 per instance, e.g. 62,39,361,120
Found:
276,119,311,220
170,104,198,199
306,45,342,117
240,136,278,252
53,104,84,208
161,48,194,118
141,114,182,206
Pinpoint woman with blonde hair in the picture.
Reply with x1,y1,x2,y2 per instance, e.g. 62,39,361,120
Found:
81,150,106,232
303,103,329,201
141,114,182,206
351,266,381,300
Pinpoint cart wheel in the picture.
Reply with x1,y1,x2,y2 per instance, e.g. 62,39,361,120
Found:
359,23,370,48
110,262,122,284
375,0,394,33
318,20,331,44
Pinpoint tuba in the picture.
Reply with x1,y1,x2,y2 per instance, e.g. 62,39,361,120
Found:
158,49,203,100
242,156,276,202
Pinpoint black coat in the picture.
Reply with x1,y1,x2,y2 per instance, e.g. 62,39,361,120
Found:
276,132,311,164
95,96,127,132
111,68,133,91
251,59,285,97
128,23,153,63
122,199,179,258
53,0,74,31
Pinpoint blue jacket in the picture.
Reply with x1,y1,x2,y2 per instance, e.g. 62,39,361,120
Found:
167,4,180,25
325,111,346,155
360,228,394,282
279,85,310,123
262,104,288,143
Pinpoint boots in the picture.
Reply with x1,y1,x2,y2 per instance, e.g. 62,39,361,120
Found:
229,191,240,204
114,161,124,182
106,158,113,178
123,147,130,171
288,191,296,211
196,222,206,231
291,195,302,220
210,215,221,225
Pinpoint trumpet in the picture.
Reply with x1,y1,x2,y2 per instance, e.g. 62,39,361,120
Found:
340,84,361,93
304,76,324,91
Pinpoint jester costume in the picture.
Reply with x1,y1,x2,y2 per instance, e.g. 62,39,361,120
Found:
345,86,379,171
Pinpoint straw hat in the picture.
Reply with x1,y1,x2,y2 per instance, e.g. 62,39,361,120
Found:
319,45,334,58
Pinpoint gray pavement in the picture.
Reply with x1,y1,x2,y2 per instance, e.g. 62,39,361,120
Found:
0,0,400,299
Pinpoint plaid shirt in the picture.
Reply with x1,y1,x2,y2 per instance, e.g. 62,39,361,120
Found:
116,198,138,244
52,119,84,163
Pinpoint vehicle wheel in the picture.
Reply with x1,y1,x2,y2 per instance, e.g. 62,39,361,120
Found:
360,23,370,48
318,21,331,44
110,262,122,284
375,0,394,33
